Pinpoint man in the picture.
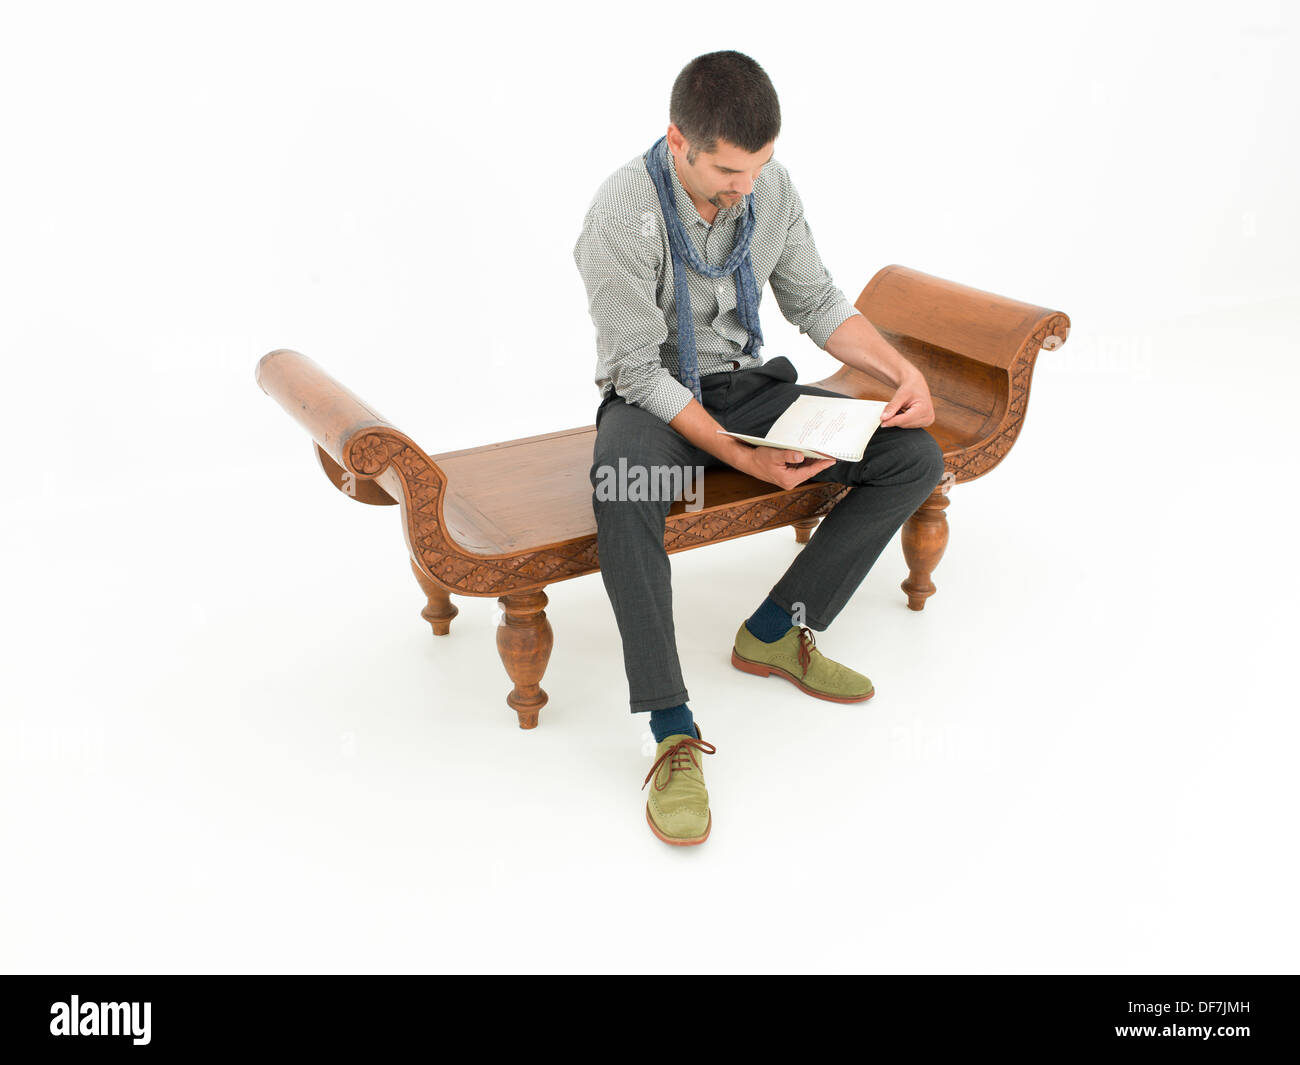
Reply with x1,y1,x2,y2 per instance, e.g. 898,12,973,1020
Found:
573,50,945,847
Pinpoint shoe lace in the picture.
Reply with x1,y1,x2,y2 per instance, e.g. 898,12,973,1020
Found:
642,736,717,792
797,626,818,677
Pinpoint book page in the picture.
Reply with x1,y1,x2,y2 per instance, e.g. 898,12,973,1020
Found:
764,395,888,462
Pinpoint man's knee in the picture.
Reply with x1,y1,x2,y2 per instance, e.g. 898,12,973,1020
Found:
857,427,945,490
912,428,946,488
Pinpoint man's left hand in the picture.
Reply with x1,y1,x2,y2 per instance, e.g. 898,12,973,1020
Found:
880,372,936,429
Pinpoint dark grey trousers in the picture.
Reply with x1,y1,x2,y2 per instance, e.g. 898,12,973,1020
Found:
589,356,947,714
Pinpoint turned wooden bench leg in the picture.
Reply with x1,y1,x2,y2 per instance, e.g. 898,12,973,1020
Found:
497,589,553,730
901,473,955,611
410,557,458,636
792,517,819,544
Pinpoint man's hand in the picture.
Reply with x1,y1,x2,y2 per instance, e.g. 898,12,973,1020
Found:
667,397,835,487
880,370,936,429
824,316,937,429
736,445,835,489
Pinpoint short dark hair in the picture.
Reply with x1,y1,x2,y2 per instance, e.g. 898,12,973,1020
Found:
669,51,781,160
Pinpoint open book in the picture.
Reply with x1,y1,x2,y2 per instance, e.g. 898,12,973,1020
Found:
716,394,889,463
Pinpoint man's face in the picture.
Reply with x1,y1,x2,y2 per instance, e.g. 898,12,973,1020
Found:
667,125,775,211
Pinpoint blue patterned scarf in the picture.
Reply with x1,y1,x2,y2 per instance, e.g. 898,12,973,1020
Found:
643,135,764,402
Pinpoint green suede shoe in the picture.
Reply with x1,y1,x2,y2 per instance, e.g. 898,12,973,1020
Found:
642,726,716,846
731,622,875,703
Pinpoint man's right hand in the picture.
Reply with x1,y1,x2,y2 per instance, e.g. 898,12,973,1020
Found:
735,444,836,489
667,398,836,489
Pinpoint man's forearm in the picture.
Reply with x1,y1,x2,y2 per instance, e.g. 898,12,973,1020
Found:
668,398,753,469
824,314,922,386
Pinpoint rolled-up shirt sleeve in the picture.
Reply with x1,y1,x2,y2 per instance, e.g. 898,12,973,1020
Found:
768,184,859,348
573,205,694,424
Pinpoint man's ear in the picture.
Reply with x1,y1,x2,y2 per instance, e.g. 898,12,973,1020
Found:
665,123,689,159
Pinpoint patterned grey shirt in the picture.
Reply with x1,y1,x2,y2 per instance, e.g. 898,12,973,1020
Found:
573,143,860,424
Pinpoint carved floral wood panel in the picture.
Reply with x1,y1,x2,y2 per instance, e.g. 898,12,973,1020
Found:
946,314,1069,482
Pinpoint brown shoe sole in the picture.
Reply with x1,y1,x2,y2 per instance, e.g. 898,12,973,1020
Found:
730,648,875,704
645,805,712,846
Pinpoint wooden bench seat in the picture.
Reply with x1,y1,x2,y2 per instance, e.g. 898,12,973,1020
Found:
256,264,1069,728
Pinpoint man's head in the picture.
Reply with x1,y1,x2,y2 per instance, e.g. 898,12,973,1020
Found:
666,50,780,212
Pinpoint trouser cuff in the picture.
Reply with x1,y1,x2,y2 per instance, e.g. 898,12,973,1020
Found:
630,689,690,714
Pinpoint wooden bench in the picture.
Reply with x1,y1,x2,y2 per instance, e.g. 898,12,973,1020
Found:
255,264,1069,729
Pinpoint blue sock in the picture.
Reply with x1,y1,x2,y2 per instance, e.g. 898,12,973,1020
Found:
744,595,794,643
650,703,697,742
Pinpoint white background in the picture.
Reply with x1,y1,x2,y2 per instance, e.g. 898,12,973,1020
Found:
2,0,1296,973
